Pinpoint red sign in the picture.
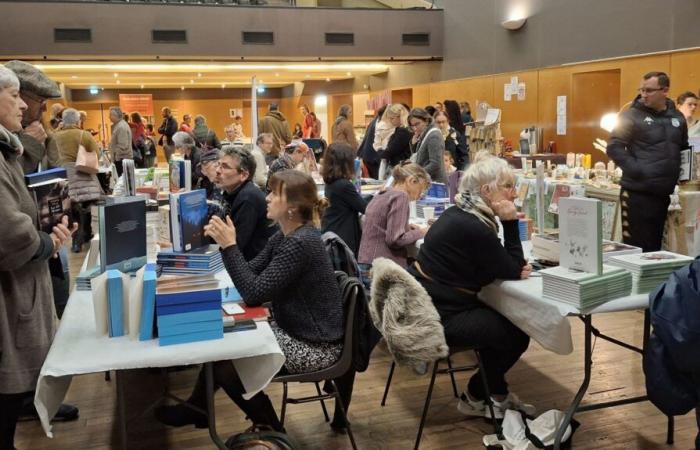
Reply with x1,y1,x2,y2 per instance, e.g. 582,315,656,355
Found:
119,94,154,117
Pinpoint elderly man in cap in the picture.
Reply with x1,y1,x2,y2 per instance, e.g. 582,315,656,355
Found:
4,60,62,174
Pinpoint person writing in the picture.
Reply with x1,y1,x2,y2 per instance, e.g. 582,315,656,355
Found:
409,154,534,420
155,170,344,433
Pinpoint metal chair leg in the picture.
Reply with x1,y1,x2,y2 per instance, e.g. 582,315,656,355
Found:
314,381,330,422
381,361,396,406
414,361,439,450
666,415,674,444
105,370,111,382
446,357,458,398
475,350,500,436
330,380,357,450
280,382,288,426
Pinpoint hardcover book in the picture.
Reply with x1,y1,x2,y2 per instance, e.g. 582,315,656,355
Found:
98,196,147,273
27,176,71,234
24,167,67,185
558,197,602,275
107,270,125,337
169,189,208,252
139,267,157,341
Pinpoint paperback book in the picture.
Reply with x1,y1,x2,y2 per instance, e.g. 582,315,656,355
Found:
26,171,72,234
98,196,147,273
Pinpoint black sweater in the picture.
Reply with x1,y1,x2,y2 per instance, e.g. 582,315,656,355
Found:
321,179,368,255
607,96,689,197
221,225,344,343
416,207,525,310
381,127,412,167
221,180,274,261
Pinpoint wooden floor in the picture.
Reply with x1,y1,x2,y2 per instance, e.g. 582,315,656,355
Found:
14,249,699,450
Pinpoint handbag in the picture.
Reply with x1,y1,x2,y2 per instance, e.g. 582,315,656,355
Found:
74,131,99,174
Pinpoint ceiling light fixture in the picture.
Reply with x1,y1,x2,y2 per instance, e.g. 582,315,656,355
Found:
501,17,527,30
190,79,194,84
181,86,185,90
197,73,202,77
113,73,118,77
116,80,120,84
140,84,145,89
36,63,389,72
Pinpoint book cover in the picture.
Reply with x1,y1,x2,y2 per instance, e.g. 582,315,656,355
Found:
155,287,223,306
99,196,147,273
223,305,270,322
169,159,182,193
158,319,222,337
139,268,157,341
158,328,224,346
24,167,67,185
158,205,171,244
156,300,221,316
168,193,182,251
157,309,222,328
28,178,71,234
558,197,602,275
177,189,208,252
107,270,124,337
547,184,570,215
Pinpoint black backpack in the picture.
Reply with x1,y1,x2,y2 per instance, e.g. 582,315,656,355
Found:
321,231,360,279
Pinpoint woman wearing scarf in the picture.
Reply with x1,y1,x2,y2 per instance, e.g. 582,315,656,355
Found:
0,66,74,450
408,153,535,421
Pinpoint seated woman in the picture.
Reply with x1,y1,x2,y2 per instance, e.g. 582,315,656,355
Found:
408,154,534,419
155,170,344,431
357,162,430,286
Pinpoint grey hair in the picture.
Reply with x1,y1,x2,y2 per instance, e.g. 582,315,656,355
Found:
337,104,352,118
109,106,123,119
221,145,256,179
62,108,81,126
194,114,206,126
457,153,513,196
0,66,20,91
172,131,196,150
256,132,274,146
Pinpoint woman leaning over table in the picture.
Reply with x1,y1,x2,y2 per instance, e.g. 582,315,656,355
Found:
155,169,345,433
0,66,75,450
357,162,430,288
408,154,535,421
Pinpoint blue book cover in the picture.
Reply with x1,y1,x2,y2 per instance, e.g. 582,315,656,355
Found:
155,288,222,306
156,300,220,316
139,269,157,341
107,270,124,337
157,309,222,328
177,189,208,252
221,286,242,303
157,245,220,259
24,167,67,185
99,196,147,274
159,328,224,347
158,319,223,337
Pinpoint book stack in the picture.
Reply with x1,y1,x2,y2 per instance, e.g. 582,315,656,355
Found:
155,281,224,346
540,265,632,309
156,245,223,276
76,266,101,291
608,251,694,294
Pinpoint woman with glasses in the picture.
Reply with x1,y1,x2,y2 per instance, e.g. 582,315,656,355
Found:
408,153,535,421
408,108,448,183
434,110,469,171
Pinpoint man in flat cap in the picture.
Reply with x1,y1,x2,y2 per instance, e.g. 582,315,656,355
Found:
5,60,62,174
3,60,80,424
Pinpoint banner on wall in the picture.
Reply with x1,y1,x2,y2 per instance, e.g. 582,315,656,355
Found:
119,94,154,117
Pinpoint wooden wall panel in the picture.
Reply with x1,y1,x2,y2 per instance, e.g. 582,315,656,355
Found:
670,51,700,100
429,77,494,114
537,67,572,153
412,85,431,109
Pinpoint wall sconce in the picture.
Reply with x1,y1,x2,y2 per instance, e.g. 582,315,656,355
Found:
501,17,527,30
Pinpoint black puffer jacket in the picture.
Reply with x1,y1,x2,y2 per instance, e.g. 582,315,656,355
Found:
607,96,689,196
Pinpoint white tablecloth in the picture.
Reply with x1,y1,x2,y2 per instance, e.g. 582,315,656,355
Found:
35,273,285,438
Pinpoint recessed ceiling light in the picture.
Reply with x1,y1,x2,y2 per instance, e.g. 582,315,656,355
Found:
71,75,78,79
305,74,310,78
190,79,194,84
116,80,121,84
326,77,331,82
181,86,185,90
197,73,202,77
140,84,145,89
113,73,118,77
347,72,352,76
221,84,226,89
275,73,279,77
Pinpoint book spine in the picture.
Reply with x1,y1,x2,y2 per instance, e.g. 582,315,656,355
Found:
158,328,224,346
99,206,107,273
157,319,223,337
155,288,222,306
139,271,157,341
107,270,124,337
156,300,220,316
156,309,222,327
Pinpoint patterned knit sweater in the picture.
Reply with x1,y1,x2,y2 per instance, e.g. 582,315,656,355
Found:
221,224,344,343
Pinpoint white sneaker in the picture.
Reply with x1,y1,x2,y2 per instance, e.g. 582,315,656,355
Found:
457,391,536,420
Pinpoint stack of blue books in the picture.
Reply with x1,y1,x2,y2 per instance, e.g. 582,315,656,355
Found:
156,244,223,276
155,286,224,346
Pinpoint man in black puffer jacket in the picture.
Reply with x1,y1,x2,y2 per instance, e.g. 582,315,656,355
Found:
607,71,689,252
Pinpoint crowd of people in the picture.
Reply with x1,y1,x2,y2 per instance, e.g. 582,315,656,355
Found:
3,56,699,449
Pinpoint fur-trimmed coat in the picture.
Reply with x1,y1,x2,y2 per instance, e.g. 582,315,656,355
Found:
369,257,448,370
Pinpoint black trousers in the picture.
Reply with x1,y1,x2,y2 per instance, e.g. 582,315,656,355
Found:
0,391,31,450
114,159,124,177
418,277,530,398
189,361,282,431
620,189,670,252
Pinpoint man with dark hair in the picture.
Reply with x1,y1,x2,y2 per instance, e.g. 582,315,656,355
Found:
215,147,272,260
607,71,689,252
158,107,178,162
258,103,292,156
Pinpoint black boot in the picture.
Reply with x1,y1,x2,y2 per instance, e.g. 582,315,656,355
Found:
154,403,207,429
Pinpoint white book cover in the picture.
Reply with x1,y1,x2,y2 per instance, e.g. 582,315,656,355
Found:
128,267,145,340
559,197,602,275
169,193,182,251
608,251,693,268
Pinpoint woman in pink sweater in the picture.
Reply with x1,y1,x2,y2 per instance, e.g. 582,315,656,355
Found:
358,162,431,286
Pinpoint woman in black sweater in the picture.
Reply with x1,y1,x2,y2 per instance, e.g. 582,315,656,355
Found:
321,142,368,255
409,154,534,420
156,170,344,432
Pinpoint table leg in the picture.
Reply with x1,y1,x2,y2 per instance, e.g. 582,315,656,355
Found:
554,315,592,450
204,363,227,450
115,370,128,450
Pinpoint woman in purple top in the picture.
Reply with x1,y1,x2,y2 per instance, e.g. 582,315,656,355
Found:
358,162,430,287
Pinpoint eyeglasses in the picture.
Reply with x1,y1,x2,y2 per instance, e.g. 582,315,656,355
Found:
218,162,240,173
638,87,664,94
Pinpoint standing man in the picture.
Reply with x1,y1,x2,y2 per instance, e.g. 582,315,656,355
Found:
108,106,132,176
214,147,273,260
4,60,62,173
607,71,689,252
258,103,292,157
158,107,178,162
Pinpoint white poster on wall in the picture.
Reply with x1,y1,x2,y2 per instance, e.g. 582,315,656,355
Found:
556,95,567,135
504,84,513,101
517,82,526,101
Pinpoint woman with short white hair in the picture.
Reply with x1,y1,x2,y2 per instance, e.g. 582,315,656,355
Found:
0,66,74,450
173,131,200,188
408,155,535,420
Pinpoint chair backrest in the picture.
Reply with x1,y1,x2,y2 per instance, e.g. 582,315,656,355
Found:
323,231,361,279
332,271,360,376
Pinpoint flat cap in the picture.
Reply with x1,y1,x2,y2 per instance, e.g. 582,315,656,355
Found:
4,60,62,99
